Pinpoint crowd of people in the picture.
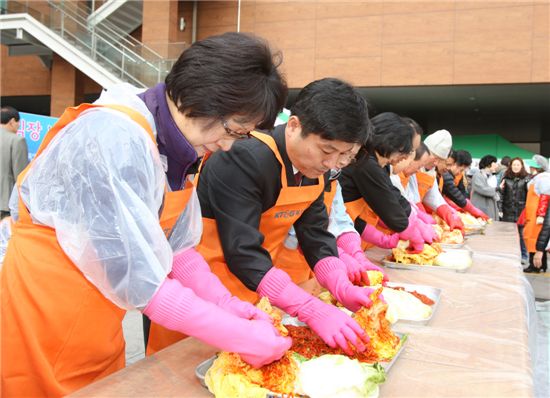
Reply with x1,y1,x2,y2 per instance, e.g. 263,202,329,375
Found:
0,32,548,397
443,153,549,272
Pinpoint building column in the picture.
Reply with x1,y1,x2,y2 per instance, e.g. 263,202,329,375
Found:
50,54,84,117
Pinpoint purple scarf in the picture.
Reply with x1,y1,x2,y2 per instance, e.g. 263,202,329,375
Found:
138,83,198,190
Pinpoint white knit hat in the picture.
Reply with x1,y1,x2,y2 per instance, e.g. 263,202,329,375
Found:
424,129,452,159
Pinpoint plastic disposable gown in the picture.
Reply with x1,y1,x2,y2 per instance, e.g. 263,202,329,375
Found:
18,84,202,310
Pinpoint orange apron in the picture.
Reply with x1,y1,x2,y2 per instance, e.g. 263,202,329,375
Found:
344,196,384,250
417,171,437,201
399,172,410,190
453,172,462,186
198,131,324,304
145,181,195,355
272,179,338,284
0,103,189,397
147,131,325,354
523,184,542,253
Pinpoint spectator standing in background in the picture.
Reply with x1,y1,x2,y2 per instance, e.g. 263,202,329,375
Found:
521,155,549,272
499,157,530,264
0,106,28,219
496,155,511,185
471,154,500,220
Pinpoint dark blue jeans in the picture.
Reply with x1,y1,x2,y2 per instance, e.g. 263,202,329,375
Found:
518,225,528,260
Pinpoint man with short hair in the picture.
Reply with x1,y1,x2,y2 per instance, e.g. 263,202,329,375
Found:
392,142,464,231
197,78,373,354
0,106,28,219
441,148,488,220
447,149,473,197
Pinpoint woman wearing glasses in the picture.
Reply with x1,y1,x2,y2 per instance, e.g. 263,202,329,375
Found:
1,32,289,398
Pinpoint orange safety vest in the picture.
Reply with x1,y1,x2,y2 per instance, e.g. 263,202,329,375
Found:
1,104,192,397
523,184,543,253
272,179,338,285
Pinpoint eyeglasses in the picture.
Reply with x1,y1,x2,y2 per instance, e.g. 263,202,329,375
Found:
222,119,252,140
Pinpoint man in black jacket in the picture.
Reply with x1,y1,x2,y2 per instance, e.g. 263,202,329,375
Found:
441,150,473,207
197,78,374,354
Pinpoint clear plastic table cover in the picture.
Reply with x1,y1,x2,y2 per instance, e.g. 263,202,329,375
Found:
67,222,539,398
366,221,536,396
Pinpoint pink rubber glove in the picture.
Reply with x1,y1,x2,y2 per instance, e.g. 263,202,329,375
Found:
398,213,425,253
360,224,399,249
314,256,377,312
337,232,388,284
436,205,464,232
464,199,490,220
416,208,436,224
144,278,291,367
257,267,368,355
170,248,270,322
415,218,438,244
338,247,364,285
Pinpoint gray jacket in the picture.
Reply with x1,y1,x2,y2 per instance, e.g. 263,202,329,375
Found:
0,127,28,212
470,169,499,220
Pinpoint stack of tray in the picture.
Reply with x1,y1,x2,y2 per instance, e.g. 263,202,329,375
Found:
383,248,473,273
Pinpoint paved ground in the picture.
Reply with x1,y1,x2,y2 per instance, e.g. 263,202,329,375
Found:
122,272,550,396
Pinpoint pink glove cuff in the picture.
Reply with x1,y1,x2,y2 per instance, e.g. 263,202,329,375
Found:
257,267,292,302
313,256,346,287
257,267,317,319
143,278,194,330
336,232,363,256
169,248,210,284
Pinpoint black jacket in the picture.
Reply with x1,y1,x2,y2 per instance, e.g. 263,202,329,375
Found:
339,153,411,233
500,175,529,222
441,171,468,208
197,126,336,291
536,205,550,252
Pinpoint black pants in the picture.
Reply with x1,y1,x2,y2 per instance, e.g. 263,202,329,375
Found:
142,314,151,350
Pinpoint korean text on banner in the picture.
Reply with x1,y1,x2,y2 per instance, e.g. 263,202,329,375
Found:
16,112,59,161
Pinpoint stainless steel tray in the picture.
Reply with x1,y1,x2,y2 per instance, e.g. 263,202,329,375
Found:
385,282,441,325
382,248,473,273
440,240,466,249
195,357,214,389
195,327,407,395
